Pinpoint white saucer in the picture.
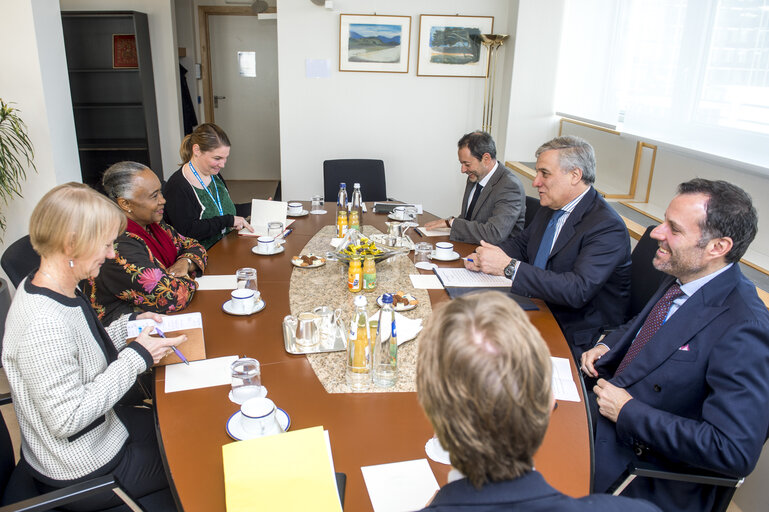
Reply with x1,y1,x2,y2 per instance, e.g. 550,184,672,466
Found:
414,261,438,271
288,209,309,217
251,245,285,256
222,299,266,316
425,437,451,465
310,209,327,215
387,213,414,222
226,408,290,441
429,250,460,262
228,386,268,404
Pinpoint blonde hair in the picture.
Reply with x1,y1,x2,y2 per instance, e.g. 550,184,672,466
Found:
29,182,126,259
417,291,553,488
179,123,230,163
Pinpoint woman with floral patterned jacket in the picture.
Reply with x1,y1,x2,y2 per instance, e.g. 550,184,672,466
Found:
83,161,207,325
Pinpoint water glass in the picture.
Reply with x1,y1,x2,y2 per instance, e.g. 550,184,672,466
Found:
231,357,262,404
311,194,324,213
267,221,284,238
415,242,432,265
236,267,258,292
404,206,418,221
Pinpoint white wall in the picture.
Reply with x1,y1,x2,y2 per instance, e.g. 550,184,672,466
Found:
0,0,81,285
276,0,514,219
60,0,183,178
503,0,565,162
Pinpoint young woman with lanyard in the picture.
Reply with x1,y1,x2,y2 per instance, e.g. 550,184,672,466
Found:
163,123,254,248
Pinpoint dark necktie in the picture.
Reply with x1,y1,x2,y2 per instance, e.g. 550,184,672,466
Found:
532,209,566,269
614,283,685,375
465,184,483,220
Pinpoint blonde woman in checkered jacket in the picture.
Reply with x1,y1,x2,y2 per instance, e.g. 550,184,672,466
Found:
1,183,186,511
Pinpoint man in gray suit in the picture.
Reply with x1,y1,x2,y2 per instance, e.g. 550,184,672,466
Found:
424,131,525,245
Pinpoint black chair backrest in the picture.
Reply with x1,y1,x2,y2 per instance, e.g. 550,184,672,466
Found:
524,196,541,229
629,225,667,319
1,235,39,288
323,159,387,203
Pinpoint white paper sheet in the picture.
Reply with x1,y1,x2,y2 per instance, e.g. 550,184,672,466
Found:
361,459,439,512
551,356,581,402
434,268,512,288
415,226,450,237
410,274,443,289
195,275,237,291
238,199,289,236
126,312,203,338
164,355,238,393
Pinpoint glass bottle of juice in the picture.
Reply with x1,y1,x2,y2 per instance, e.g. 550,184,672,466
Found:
373,293,398,387
349,209,360,231
336,210,348,237
348,256,362,292
346,294,370,390
363,254,376,290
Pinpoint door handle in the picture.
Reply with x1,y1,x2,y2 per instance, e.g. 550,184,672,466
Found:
214,95,227,108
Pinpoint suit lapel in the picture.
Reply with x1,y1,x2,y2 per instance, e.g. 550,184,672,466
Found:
468,169,500,220
460,180,473,214
613,266,738,388
547,187,596,261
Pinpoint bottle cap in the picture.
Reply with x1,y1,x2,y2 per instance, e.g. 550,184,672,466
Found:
381,293,393,304
354,183,360,188
340,183,346,188
354,295,367,307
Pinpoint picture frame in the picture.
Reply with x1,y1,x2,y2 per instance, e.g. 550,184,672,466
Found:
339,14,411,73
113,34,138,68
417,15,494,77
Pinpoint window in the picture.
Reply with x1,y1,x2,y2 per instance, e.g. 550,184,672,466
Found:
556,0,769,169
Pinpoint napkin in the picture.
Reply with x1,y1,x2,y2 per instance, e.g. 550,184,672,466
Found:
368,311,422,345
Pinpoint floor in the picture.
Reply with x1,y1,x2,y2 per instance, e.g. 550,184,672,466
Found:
226,179,280,204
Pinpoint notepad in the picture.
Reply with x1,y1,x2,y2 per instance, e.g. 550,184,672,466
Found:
222,426,342,512
195,274,237,290
551,357,581,402
433,268,512,288
238,199,289,236
361,459,439,512
126,312,206,366
164,355,237,393
415,226,450,237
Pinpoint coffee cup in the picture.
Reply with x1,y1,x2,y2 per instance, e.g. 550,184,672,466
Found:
435,242,454,259
287,202,303,215
257,236,276,254
240,397,282,437
231,288,256,314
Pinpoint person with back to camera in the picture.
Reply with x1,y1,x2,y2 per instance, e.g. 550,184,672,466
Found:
1,183,185,511
416,291,660,511
163,122,254,248
82,161,208,326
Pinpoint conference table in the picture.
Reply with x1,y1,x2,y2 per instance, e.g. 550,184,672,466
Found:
154,202,591,511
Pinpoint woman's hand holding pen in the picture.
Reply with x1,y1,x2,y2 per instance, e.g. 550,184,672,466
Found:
137,326,187,365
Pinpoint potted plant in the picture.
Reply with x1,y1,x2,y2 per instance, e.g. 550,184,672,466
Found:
0,98,37,346
0,99,37,238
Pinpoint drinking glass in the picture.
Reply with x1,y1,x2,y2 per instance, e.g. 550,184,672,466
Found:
311,195,324,214
236,267,258,293
231,357,262,404
414,242,432,265
405,206,418,221
267,221,283,238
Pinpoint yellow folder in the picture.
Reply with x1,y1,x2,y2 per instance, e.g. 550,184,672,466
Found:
222,426,342,512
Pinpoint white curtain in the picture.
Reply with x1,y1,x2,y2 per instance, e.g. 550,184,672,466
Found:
555,0,769,170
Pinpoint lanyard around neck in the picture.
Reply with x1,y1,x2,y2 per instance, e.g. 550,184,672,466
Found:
189,161,223,215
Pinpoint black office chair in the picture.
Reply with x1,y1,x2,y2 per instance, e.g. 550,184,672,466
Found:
0,393,172,511
524,196,541,229
323,159,388,203
609,461,743,512
628,225,667,319
1,235,39,288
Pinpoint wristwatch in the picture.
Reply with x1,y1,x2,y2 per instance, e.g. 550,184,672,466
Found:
503,258,518,278
184,257,193,271
445,216,454,228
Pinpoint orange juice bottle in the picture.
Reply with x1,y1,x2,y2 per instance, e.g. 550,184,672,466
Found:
337,210,348,237
348,256,362,292
363,254,376,290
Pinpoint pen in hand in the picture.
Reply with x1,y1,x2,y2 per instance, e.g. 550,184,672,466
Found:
155,328,189,366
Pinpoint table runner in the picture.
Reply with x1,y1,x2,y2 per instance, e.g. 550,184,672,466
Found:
289,225,432,393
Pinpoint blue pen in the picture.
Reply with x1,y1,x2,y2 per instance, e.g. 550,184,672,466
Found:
281,228,293,238
464,257,474,263
155,328,189,365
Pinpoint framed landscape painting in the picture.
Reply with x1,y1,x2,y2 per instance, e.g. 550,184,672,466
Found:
417,15,494,77
339,14,411,73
